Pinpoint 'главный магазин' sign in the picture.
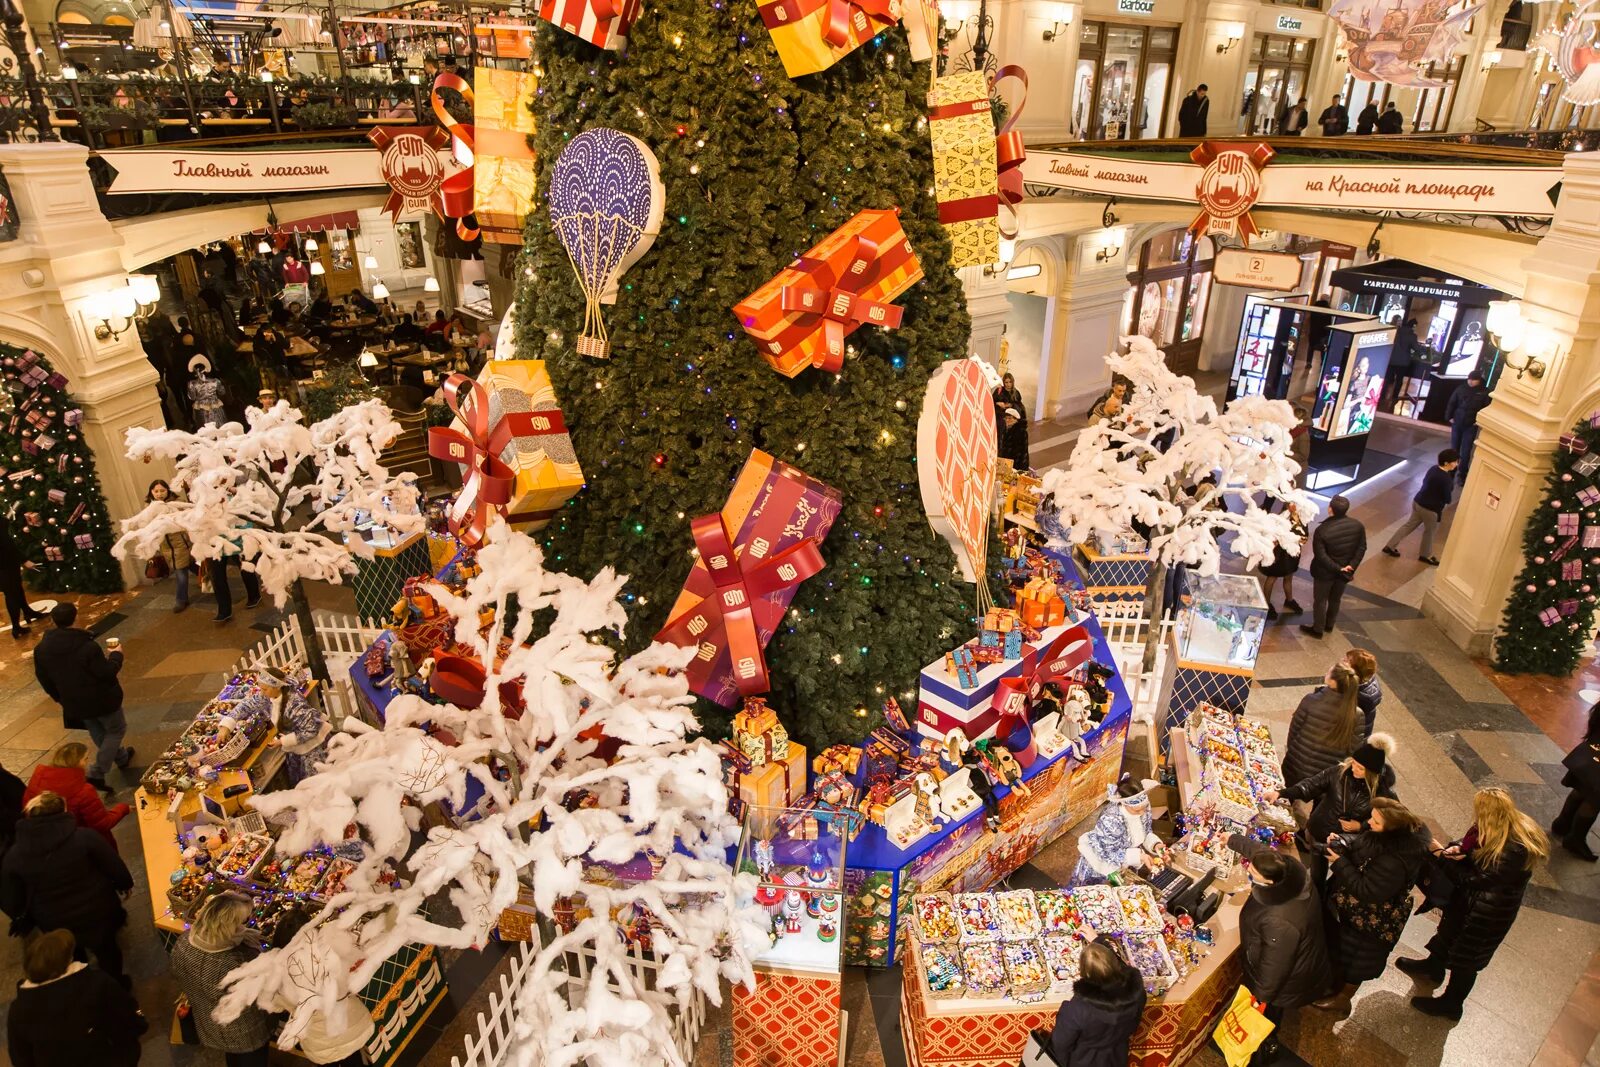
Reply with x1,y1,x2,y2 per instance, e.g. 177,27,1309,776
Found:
99,146,447,196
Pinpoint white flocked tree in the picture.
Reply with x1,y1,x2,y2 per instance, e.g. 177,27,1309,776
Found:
1041,336,1316,671
111,400,423,680
213,516,765,1067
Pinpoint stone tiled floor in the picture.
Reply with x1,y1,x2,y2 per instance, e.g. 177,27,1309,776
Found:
2,411,1598,1065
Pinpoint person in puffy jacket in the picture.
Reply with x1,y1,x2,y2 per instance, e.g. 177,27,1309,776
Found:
1345,648,1382,735
23,742,129,850
1315,797,1429,1014
0,793,132,984
1552,701,1600,860
1226,842,1331,1063
1282,661,1367,787
1270,734,1397,887
7,928,145,1067
1302,495,1366,638
1049,938,1147,1067
33,603,131,790
1400,787,1549,1019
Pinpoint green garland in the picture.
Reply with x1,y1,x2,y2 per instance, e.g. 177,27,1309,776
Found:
0,343,122,594
1494,412,1600,674
515,4,981,747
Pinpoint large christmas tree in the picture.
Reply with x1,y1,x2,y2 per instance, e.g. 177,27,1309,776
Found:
515,5,979,746
0,343,122,594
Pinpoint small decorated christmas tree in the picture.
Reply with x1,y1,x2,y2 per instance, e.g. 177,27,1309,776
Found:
0,343,122,594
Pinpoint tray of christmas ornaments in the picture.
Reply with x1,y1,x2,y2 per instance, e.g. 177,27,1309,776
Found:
164,814,382,942
1184,704,1294,835
139,669,311,796
913,882,1205,1002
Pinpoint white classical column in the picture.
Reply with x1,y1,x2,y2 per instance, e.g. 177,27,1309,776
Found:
1043,232,1129,416
1423,153,1600,655
0,142,166,589
961,264,1013,366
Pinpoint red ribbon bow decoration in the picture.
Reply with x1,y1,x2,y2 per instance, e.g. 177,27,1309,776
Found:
990,623,1095,717
820,0,898,46
426,373,536,547
993,65,1030,240
431,73,480,242
777,233,905,374
658,514,826,699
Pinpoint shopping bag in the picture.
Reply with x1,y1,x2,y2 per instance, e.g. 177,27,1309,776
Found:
1213,985,1274,1067
1020,1029,1058,1067
171,994,201,1045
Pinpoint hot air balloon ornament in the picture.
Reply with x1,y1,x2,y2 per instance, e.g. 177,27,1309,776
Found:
547,128,666,359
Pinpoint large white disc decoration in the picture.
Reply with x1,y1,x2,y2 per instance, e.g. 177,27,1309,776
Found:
547,128,666,359
917,358,998,587
493,306,517,362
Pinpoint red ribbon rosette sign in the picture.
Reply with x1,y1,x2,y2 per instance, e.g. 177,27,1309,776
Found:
658,515,826,700
426,373,537,547
1188,141,1275,244
368,125,450,223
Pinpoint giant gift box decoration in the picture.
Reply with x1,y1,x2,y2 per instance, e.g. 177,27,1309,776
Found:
471,68,539,245
733,207,923,378
917,622,1093,741
657,449,842,706
427,365,584,546
927,67,1028,269
733,701,811,811
756,0,899,78
537,0,642,49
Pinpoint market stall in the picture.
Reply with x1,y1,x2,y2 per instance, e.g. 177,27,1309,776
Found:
133,668,448,1066
899,882,1243,1067
1074,532,1155,605
1155,571,1267,741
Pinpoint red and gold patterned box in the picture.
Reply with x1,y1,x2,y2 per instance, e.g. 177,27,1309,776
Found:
756,0,898,78
733,208,923,378
463,360,584,531
929,71,1000,270
734,970,841,1067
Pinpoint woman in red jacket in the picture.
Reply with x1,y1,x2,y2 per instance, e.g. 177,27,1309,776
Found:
22,742,129,849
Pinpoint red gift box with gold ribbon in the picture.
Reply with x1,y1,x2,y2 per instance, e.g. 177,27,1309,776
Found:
757,0,898,78
733,208,923,378
537,0,641,49
657,449,841,706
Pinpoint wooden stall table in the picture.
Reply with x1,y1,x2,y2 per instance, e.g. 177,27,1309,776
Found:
900,892,1246,1067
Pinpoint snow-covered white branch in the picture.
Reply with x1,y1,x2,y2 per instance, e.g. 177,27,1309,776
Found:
213,517,766,1067
110,400,424,605
1041,335,1316,576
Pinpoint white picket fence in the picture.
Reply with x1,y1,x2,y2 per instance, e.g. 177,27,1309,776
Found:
451,938,707,1067
1093,602,1172,725
226,611,385,726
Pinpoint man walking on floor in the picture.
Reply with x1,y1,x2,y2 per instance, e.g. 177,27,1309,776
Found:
1446,373,1492,480
1302,495,1366,639
33,604,133,793
1384,449,1459,565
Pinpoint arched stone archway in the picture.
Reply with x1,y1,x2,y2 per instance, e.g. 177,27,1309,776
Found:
113,192,387,272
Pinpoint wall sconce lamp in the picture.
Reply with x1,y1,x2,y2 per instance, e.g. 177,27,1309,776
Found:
1486,299,1556,380
942,0,976,34
259,69,274,83
1216,22,1245,54
88,276,161,341
1042,1,1075,42
983,236,1018,277
424,276,441,292
1094,229,1122,262
309,260,326,276
1481,49,1503,72
372,280,391,301
363,254,379,270
358,349,380,368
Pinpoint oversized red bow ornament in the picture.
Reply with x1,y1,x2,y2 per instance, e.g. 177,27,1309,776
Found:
431,73,479,241
820,0,897,46
658,514,826,698
991,623,1095,717
777,233,905,374
993,65,1030,239
426,373,537,547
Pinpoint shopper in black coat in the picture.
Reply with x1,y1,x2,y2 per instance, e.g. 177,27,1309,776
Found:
7,928,144,1067
0,512,46,638
1270,734,1397,887
1228,842,1332,1014
1552,701,1600,860
33,603,129,789
1400,787,1549,1019
1315,797,1429,1013
1049,938,1147,1067
0,795,133,983
1282,661,1367,787
1177,85,1209,137
1302,495,1366,637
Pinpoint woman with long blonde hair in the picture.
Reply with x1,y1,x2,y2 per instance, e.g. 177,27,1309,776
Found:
1398,787,1549,1019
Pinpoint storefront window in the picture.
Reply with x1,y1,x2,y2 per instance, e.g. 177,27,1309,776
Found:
1074,20,1180,140
1245,33,1316,133
1123,228,1215,374
1411,57,1462,131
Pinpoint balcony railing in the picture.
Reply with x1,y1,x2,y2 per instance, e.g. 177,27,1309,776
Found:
0,72,472,148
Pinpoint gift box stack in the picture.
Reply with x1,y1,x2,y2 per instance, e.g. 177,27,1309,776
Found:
1018,577,1067,629
814,744,863,777
916,622,1091,743
979,608,1025,660
733,208,923,378
928,72,1001,270
469,361,585,530
731,698,808,812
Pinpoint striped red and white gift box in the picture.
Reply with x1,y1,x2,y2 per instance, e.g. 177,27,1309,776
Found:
537,0,642,50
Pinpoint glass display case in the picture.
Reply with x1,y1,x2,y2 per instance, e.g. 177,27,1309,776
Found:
735,805,848,975
1173,572,1268,671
